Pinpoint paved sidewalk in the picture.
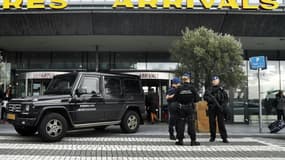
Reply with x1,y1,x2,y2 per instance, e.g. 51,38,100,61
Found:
0,122,285,160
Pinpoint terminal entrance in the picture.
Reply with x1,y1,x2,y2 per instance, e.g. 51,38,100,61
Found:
26,79,50,96
142,79,170,122
121,71,174,122
14,71,67,97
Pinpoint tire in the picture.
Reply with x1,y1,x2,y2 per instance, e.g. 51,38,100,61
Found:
120,111,140,133
94,125,108,131
38,113,67,142
14,126,37,136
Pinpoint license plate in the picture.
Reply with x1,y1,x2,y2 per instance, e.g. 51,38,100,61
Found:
7,113,15,120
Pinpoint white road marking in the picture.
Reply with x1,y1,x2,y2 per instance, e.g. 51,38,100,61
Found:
1,156,285,160
0,136,259,142
0,143,283,151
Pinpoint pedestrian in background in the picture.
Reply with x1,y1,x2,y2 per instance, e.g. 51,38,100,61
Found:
166,77,181,140
275,90,285,121
0,85,4,101
145,94,151,122
2,84,13,121
147,88,159,124
4,84,13,101
203,76,229,143
0,85,4,122
174,73,200,146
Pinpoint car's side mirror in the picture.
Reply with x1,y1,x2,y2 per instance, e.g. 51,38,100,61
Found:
75,88,87,96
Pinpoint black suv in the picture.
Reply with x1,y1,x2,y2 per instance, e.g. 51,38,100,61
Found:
6,72,145,142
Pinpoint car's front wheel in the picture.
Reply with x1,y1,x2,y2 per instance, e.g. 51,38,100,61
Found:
120,111,140,133
38,113,67,142
14,126,37,136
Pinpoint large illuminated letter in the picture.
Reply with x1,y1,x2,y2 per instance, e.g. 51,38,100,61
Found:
260,0,279,10
113,0,134,8
163,0,183,9
186,0,194,8
218,0,239,9
200,0,215,9
27,0,45,9
3,0,22,9
138,0,157,8
50,0,68,9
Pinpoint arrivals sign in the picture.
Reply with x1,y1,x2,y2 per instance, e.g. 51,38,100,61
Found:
112,0,279,10
0,0,282,10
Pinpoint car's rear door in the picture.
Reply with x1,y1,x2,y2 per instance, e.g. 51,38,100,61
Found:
103,76,125,121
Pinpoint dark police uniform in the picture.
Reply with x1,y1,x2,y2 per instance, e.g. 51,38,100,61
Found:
203,85,228,142
174,82,200,145
167,87,178,139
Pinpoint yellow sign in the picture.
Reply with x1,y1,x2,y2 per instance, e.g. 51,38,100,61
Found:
112,0,280,10
2,0,68,9
0,0,280,10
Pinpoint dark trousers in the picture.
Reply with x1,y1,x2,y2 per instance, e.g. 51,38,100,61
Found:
168,102,178,135
169,113,176,135
208,108,228,140
277,109,285,121
176,105,196,141
1,107,5,120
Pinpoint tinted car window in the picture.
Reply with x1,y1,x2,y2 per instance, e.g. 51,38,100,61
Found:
104,77,121,96
124,79,141,94
79,76,100,94
45,74,77,95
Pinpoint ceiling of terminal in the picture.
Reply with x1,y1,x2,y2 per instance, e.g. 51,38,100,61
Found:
0,35,285,52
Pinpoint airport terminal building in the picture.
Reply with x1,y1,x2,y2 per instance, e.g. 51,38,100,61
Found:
1,0,285,123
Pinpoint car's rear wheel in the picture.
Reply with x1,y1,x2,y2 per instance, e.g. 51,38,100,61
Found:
120,111,140,133
14,126,37,136
38,113,67,142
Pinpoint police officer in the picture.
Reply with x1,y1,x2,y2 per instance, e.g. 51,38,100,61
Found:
174,73,200,146
203,76,229,143
166,77,181,140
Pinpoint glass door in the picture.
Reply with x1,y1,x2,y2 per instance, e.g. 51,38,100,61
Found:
142,79,170,122
27,79,51,96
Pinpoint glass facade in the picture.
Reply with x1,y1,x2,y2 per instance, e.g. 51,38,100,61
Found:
230,50,285,123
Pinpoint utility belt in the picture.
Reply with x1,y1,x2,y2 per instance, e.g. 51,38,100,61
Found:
178,103,194,109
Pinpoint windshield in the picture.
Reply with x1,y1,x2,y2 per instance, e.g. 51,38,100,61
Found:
45,74,77,95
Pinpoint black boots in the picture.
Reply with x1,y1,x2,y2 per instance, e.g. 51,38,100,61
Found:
191,141,200,146
222,139,229,143
169,134,176,140
209,138,215,142
175,139,184,145
175,140,200,146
